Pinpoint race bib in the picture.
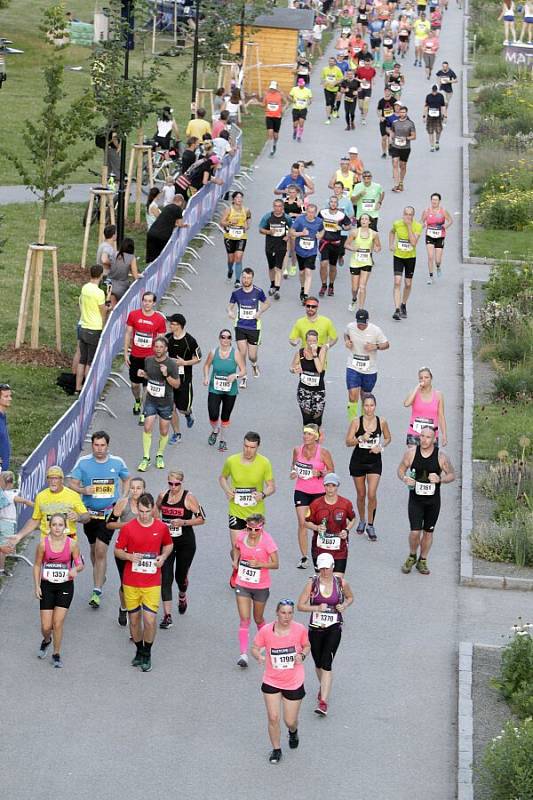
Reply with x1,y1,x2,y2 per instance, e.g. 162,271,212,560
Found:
352,354,370,372
312,610,339,627
440,76,450,83
234,488,256,507
299,237,314,250
300,372,320,388
169,523,182,537
359,12,367,18
323,220,339,232
133,331,151,349
270,224,286,237
132,553,157,574
383,37,393,46
360,79,370,89
326,74,336,83
294,460,313,480
42,562,70,583
318,532,341,550
270,646,296,670
294,98,307,109
356,248,371,262
384,107,393,117
427,226,442,238
228,226,244,239
397,239,412,252
358,435,380,449
147,380,165,398
415,481,435,496
298,66,309,75
362,199,375,211
91,478,115,498
267,103,279,112
213,375,231,392
239,306,256,320
390,82,401,92
394,136,407,146
428,107,440,117
413,417,435,433
237,559,260,584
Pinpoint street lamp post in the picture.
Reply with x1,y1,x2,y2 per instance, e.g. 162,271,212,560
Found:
116,0,134,246
190,0,201,119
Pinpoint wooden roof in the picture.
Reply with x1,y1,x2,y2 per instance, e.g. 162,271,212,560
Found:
246,7,315,31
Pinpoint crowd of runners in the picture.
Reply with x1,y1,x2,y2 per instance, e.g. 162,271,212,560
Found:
2,0,461,766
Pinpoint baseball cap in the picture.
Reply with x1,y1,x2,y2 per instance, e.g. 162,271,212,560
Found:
269,80,278,89
47,466,64,478
348,146,358,154
355,308,369,322
340,156,350,162
323,472,340,486
297,77,305,85
166,313,186,325
316,553,335,569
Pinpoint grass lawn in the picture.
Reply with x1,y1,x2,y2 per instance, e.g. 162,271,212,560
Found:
473,402,532,460
470,229,532,262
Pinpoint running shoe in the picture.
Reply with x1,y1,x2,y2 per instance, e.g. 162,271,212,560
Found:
237,653,249,668
268,287,276,296
118,608,128,627
89,591,101,608
356,520,366,535
218,439,228,452
269,749,282,764
169,432,182,445
348,301,357,312
234,280,241,289
325,119,331,125
331,110,338,118
361,118,367,125
401,554,418,574
131,652,144,667
289,264,297,276
366,524,377,541
155,454,165,469
319,284,327,297
301,293,308,305
436,266,442,278
283,268,289,279
327,285,334,296
141,656,152,672
38,638,51,659
381,152,387,158
297,556,309,569
138,413,145,426
296,135,302,142
416,558,431,575
288,729,299,749
133,401,141,416
274,290,280,300
392,309,401,320
137,457,150,472
299,288,305,302
227,268,233,280
208,430,219,446
400,303,408,318
252,364,260,378
240,376,248,389
160,614,173,629
186,413,195,428
52,654,64,669
427,275,434,285
178,594,188,614
435,143,440,151
315,699,328,716
430,146,435,152
292,129,297,140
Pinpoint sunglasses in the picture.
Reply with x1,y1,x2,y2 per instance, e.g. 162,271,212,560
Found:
246,524,263,531
278,599,295,607
305,305,318,310
220,334,232,340
168,481,182,486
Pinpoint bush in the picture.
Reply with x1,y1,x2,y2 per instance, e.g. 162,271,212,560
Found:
470,528,515,562
492,623,533,719
480,717,533,799
485,262,533,310
493,364,533,401
471,511,533,567
474,190,533,232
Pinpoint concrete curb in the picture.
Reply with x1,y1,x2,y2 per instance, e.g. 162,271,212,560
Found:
463,0,471,66
458,641,474,800
462,66,473,140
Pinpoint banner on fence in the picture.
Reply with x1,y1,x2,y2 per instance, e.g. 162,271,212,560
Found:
18,135,241,524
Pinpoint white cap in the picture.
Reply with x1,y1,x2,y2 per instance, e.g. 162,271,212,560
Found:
269,80,278,90
316,553,335,569
348,146,358,154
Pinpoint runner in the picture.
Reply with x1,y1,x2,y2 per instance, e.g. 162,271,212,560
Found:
423,85,447,151
124,292,167,425
233,513,279,668
344,309,390,420
397,428,455,576
69,431,130,609
228,267,270,388
203,329,246,451
318,196,352,298
137,336,181,472
346,393,391,541
421,192,453,280
381,25,397,75
331,180,355,266
219,432,275,588
351,170,385,229
413,11,431,66
220,191,251,288
397,15,412,58
157,470,205,628
291,424,334,570
165,313,202,444
283,185,305,278
264,80,284,157
328,156,356,199
290,204,325,304
404,367,448,446
305,473,356,573
388,105,416,192
435,61,458,106
251,600,310,764
385,63,405,102
377,87,396,157
340,68,360,130
289,297,338,349
344,213,381,310
274,163,314,198
33,513,84,668
290,331,328,428
356,54,377,125
115,493,173,672
321,56,344,123
259,200,293,298
422,29,440,80
297,552,354,716
289,78,313,142
295,53,312,85
390,206,423,317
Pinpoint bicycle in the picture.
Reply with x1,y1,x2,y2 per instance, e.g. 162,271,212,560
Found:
82,170,119,227
141,139,182,192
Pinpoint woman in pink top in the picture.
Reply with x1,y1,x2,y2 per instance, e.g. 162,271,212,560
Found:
290,424,334,570
422,31,440,79
251,600,310,764
421,192,453,282
404,366,447,447
33,513,84,668
233,513,279,669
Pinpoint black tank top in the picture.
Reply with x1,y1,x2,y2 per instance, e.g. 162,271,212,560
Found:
284,200,303,218
412,445,441,499
298,348,325,391
266,212,290,245
351,415,382,466
160,489,194,538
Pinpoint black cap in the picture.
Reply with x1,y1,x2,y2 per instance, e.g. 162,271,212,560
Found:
355,309,369,322
166,313,186,326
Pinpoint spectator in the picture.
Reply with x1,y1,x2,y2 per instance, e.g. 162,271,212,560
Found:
185,107,211,140
212,109,230,138
0,383,12,472
146,194,189,263
95,224,116,274
154,106,179,150
76,265,108,393
181,136,199,174
161,174,176,206
107,238,139,307
213,129,233,160
224,90,242,126
0,471,33,577
213,88,226,121
146,187,161,229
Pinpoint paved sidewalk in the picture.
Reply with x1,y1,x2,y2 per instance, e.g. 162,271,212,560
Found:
1,8,526,800
0,183,96,205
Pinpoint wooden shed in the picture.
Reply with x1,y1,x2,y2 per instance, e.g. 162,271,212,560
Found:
231,8,315,96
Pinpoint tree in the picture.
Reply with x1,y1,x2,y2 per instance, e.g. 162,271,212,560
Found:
195,0,273,71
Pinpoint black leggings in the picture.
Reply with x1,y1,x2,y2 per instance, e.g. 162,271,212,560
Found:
345,101,356,124
208,392,237,423
161,531,197,601
309,625,342,671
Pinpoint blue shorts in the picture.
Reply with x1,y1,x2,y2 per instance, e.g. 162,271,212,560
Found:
345,368,377,392
143,401,173,420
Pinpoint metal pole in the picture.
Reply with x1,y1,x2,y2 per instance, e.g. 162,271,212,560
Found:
116,0,132,246
239,2,245,57
190,0,200,119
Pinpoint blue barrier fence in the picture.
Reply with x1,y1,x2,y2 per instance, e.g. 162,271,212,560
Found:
18,136,242,524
